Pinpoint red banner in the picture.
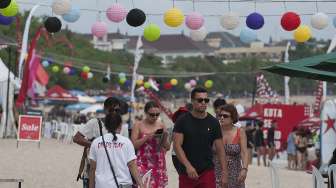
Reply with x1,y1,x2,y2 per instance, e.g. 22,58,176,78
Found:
243,103,310,150
18,115,42,141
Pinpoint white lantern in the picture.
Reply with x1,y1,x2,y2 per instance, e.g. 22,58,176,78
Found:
184,83,192,91
190,27,207,41
220,12,240,30
311,12,329,30
52,0,71,15
88,72,93,79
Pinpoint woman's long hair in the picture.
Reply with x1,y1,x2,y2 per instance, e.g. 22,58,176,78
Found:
104,114,122,141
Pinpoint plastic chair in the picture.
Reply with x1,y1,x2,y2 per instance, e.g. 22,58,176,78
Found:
268,160,280,188
329,164,336,188
142,169,152,188
312,166,324,188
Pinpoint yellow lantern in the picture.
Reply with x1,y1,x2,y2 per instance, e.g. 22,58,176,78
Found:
293,25,312,43
204,80,213,89
136,79,143,86
0,0,18,17
170,78,178,86
164,8,184,27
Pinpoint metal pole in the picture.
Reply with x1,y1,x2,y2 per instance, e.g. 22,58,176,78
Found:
4,47,11,138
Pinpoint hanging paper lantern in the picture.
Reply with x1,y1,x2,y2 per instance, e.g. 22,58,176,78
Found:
119,78,126,84
126,8,146,27
102,76,109,83
82,66,90,73
91,21,108,38
63,67,71,74
189,79,197,87
69,68,76,76
144,23,161,42
42,60,49,68
0,14,14,25
52,0,71,15
220,12,240,30
184,83,192,91
163,82,173,90
246,12,264,30
81,72,89,80
88,72,93,79
170,78,178,86
333,16,336,28
52,65,60,73
0,0,18,17
62,6,80,23
0,0,11,9
293,25,312,43
106,3,127,23
311,12,329,30
118,72,126,79
137,75,144,81
144,82,151,89
164,7,184,27
44,17,62,33
204,80,213,89
186,12,204,30
136,79,144,86
240,27,257,44
190,27,207,41
280,12,301,31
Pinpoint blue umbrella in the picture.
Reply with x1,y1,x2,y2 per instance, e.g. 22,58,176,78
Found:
65,103,91,111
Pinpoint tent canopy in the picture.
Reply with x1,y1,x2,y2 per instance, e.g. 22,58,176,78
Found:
262,52,336,82
41,85,78,102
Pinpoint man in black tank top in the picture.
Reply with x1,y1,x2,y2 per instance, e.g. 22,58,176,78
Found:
173,87,228,188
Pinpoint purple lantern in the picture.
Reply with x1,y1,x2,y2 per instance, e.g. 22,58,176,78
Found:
0,14,14,25
246,12,264,30
91,21,108,38
185,12,204,30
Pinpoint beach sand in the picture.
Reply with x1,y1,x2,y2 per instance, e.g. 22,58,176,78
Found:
0,138,313,188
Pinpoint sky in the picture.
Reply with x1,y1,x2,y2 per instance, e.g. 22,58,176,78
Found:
17,0,336,43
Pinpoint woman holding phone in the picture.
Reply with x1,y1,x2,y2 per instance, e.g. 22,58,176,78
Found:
131,101,170,188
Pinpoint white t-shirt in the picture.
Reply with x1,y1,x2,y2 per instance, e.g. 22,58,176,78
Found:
89,133,136,188
78,119,107,140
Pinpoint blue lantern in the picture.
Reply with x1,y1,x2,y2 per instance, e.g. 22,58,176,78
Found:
0,14,14,25
246,12,264,30
333,16,336,28
42,60,49,67
69,68,76,76
240,27,257,43
62,6,80,23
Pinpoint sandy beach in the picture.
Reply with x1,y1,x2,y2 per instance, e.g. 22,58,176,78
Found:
0,138,313,188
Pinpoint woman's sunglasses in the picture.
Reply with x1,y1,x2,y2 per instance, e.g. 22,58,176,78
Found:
217,114,231,119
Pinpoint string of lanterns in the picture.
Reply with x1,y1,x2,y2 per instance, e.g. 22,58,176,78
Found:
8,0,336,44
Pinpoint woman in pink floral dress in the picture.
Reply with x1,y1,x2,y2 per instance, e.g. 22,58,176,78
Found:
131,101,170,188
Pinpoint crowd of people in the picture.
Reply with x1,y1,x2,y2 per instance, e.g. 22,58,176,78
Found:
73,87,250,188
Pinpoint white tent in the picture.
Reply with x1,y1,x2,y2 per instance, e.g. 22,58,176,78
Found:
77,95,96,103
0,58,20,138
80,104,103,114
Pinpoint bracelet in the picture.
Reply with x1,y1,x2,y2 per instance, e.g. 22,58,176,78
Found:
241,168,248,172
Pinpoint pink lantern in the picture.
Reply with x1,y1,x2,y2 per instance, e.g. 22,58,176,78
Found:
106,3,127,23
185,12,204,30
63,67,71,74
91,21,108,38
189,79,197,86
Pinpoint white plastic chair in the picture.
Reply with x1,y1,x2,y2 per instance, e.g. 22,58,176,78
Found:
142,169,152,188
268,160,280,188
312,166,324,188
329,164,336,188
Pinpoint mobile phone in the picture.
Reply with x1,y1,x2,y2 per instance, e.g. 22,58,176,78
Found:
155,128,164,135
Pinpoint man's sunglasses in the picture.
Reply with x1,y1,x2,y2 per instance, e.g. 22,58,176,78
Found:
148,113,160,117
108,107,121,114
195,98,210,103
217,114,231,119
